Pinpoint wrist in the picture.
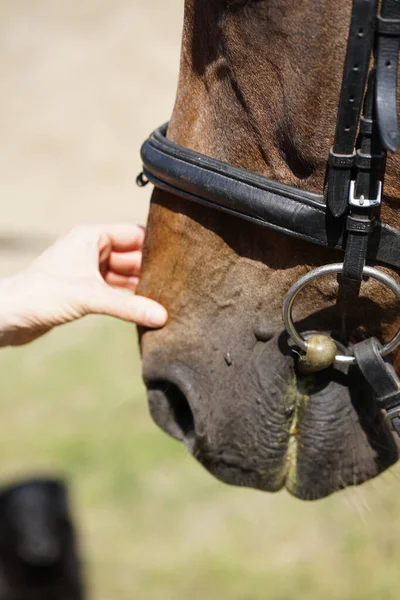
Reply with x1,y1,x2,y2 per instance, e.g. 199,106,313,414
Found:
0,274,36,347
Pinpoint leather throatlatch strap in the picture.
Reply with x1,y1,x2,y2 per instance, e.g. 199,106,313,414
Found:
376,0,400,152
353,338,400,436
327,0,378,218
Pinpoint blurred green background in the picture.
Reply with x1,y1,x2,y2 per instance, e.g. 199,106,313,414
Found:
1,318,400,600
2,1,400,599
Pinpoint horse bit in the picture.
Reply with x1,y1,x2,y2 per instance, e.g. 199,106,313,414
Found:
138,0,400,436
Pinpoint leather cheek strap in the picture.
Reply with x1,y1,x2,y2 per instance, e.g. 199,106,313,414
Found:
327,0,378,217
353,337,400,436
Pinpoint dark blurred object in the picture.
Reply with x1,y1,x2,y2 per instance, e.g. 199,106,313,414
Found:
0,479,84,600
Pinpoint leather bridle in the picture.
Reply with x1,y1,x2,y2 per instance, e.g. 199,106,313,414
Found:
138,0,400,436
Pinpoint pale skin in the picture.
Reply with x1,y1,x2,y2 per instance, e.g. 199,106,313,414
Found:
0,224,168,347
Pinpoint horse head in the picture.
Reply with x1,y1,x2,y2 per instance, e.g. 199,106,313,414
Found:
137,0,400,500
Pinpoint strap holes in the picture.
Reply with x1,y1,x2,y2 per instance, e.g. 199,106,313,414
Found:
344,126,351,132
358,29,364,37
349,96,355,103
386,60,392,68
353,65,359,71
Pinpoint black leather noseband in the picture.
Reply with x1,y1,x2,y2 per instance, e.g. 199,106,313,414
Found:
140,124,400,271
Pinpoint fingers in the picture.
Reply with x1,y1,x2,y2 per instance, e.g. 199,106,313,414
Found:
104,272,139,291
95,224,145,252
107,251,142,275
98,232,143,282
100,250,142,286
98,234,113,264
87,286,168,327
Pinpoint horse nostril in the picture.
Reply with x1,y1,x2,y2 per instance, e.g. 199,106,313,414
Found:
147,380,195,447
166,383,195,438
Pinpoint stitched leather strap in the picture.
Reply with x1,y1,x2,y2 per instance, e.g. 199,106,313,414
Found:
354,338,400,436
327,0,378,217
342,217,372,280
376,0,400,152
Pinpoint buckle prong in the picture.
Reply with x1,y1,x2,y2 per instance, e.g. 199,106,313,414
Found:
349,180,382,208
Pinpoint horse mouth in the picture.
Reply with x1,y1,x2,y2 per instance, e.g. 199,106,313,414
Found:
203,367,399,500
144,356,399,501
194,454,312,498
140,306,400,501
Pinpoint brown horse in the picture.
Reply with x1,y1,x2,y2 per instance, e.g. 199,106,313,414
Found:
137,0,400,500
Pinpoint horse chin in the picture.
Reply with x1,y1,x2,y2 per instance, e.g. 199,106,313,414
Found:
142,331,399,500
211,371,400,499
285,368,400,500
204,364,400,500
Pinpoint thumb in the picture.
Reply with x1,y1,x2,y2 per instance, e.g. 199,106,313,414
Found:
87,286,168,327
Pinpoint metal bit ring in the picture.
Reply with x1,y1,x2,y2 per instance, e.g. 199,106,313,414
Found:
282,263,400,365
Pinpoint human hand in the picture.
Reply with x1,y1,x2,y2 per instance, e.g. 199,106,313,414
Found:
0,224,167,346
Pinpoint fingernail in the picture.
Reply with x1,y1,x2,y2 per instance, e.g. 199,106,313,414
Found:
146,305,167,326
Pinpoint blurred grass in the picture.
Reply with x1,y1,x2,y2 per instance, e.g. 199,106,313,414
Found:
1,317,400,599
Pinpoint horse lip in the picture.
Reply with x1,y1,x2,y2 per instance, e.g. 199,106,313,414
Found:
197,451,288,493
197,452,259,474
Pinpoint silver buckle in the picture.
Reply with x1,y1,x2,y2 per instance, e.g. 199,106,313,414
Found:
348,180,382,208
385,405,400,422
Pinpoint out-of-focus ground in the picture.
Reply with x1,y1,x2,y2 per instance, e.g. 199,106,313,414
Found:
2,2,400,600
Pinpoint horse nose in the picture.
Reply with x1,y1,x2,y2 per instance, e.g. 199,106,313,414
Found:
143,364,203,450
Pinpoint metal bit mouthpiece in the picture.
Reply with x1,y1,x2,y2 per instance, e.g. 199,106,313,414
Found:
297,335,338,373
282,263,400,367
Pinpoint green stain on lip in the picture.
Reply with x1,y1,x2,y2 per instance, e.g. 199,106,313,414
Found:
283,374,312,491
285,375,311,433
286,437,298,487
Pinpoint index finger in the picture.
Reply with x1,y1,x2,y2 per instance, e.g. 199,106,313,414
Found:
95,224,146,252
